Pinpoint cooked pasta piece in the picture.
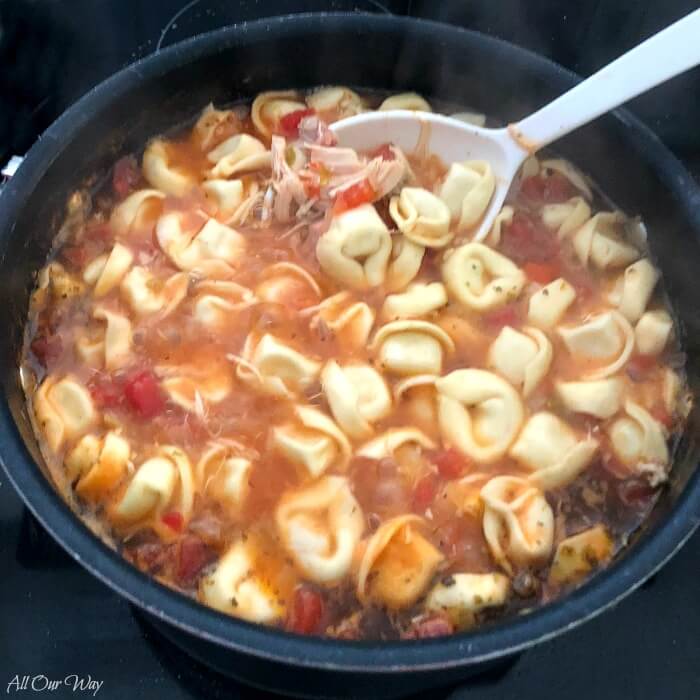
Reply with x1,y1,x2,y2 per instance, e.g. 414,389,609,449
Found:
556,378,624,419
111,189,165,236
572,212,640,270
379,93,431,111
308,292,376,349
196,442,253,517
143,139,195,196
385,234,425,292
438,161,495,230
635,309,673,356
549,525,613,586
527,278,577,329
389,187,452,248
251,90,306,139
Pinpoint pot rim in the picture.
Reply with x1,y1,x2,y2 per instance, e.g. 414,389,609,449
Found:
1,12,699,673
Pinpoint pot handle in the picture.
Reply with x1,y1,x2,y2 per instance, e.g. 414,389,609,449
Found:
512,8,700,150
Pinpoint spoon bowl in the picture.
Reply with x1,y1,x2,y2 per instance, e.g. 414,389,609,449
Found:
332,8,700,241
330,110,525,241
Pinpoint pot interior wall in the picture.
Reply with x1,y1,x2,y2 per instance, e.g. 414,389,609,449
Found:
0,12,698,656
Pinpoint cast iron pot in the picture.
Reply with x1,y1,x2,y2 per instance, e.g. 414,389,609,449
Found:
1,12,699,699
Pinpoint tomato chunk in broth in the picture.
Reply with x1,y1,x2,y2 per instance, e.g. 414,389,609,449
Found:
23,88,690,641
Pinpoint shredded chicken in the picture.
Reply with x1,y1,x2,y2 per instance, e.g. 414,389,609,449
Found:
270,136,308,223
308,145,363,174
298,115,337,146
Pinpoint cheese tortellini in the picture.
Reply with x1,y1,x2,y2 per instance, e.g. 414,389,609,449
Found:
436,369,524,463
159,362,233,413
111,189,165,236
196,442,253,516
382,282,448,320
370,320,455,376
481,476,554,574
541,197,591,239
316,204,391,290
389,187,452,248
276,476,364,584
234,333,321,398
635,309,673,356
272,405,352,477
556,378,624,419
321,361,392,440
438,161,495,231
487,326,552,397
306,86,365,118
251,90,306,139
143,138,195,196
549,525,613,586
378,92,431,112
426,573,510,627
355,515,443,609
207,133,271,179
200,539,285,623
309,292,375,348
559,310,634,380
120,267,189,318
34,376,96,453
76,307,133,371
573,212,640,270
385,234,425,292
193,280,256,329
527,277,577,329
84,243,134,297
442,243,525,312
510,412,599,490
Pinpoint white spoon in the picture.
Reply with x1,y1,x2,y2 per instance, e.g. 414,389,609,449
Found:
331,8,700,242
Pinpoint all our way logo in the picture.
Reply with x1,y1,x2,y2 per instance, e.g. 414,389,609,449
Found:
6,675,103,696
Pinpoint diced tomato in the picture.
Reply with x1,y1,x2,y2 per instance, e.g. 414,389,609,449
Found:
176,535,211,585
617,479,659,509
161,511,184,532
61,246,88,269
333,179,376,214
403,614,453,639
88,374,124,409
278,108,316,138
523,261,560,285
370,143,396,161
302,178,321,199
288,586,325,635
433,448,469,480
124,370,165,418
482,303,521,329
413,473,438,511
112,155,141,198
521,173,574,203
650,404,673,429
30,335,63,367
626,354,657,381
499,212,560,264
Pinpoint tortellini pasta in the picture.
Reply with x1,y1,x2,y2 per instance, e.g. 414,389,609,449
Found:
438,161,495,231
389,187,452,248
159,363,233,414
378,92,431,112
65,431,130,502
607,400,669,478
34,375,96,452
442,243,525,312
487,326,552,397
251,90,306,139
271,405,352,477
193,103,237,151
109,446,194,535
635,309,673,356
84,243,134,297
196,442,253,516
485,205,513,246
527,278,576,329
306,86,365,118
426,573,510,627
355,515,443,609
200,539,285,622
202,179,245,219
435,369,524,463
276,476,364,584
193,279,256,329
76,307,132,370
370,320,455,376
385,234,425,292
356,426,436,461
381,282,448,320
207,134,271,179
308,291,375,348
316,204,391,290
156,213,247,276
110,189,165,236
556,378,624,419
548,525,613,586
541,197,591,239
481,476,554,573
120,267,189,318
142,138,195,196
611,258,659,323
233,333,321,398
510,412,599,490
321,361,391,440
558,310,634,380
573,213,640,270
255,262,321,309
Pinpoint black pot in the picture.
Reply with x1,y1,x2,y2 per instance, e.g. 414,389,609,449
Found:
1,13,699,699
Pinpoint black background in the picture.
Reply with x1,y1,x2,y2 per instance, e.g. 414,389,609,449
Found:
1,1,699,698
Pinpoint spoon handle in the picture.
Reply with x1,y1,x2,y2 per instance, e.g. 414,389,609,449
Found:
512,8,700,151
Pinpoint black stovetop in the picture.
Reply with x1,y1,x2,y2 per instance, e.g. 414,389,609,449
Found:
1,2,699,698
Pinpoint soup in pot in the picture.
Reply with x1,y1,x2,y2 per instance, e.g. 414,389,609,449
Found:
22,87,691,640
